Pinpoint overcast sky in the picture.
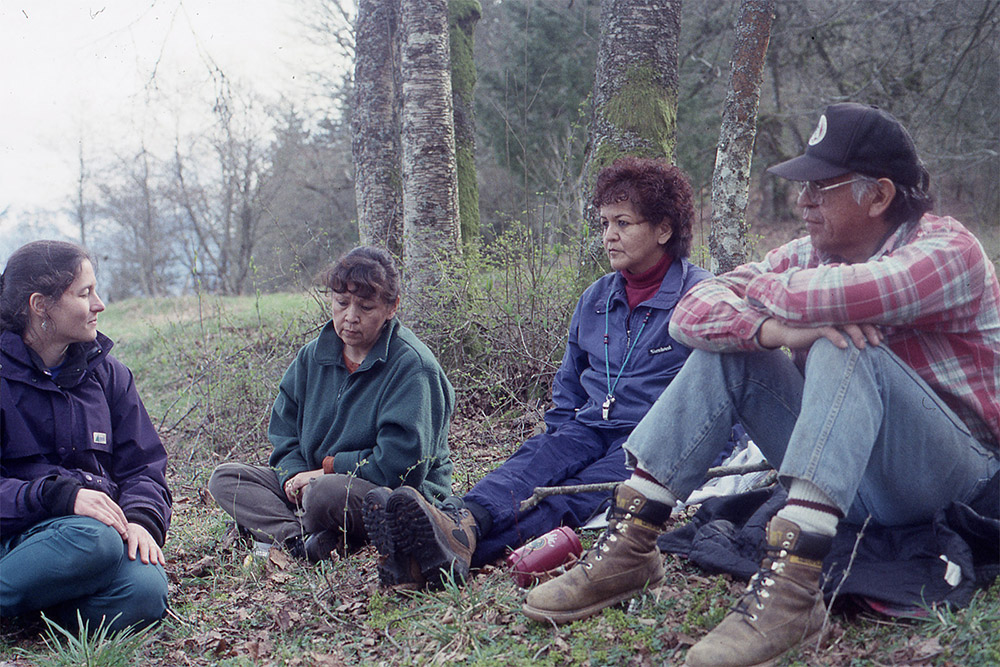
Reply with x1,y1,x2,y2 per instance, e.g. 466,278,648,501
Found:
1,0,339,260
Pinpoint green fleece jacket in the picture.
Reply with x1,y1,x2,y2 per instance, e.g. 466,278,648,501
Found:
268,318,454,500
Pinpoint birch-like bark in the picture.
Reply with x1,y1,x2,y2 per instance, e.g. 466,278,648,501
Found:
583,0,681,199
709,0,775,274
399,0,461,331
353,0,403,255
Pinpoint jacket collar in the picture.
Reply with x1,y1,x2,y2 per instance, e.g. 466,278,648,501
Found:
607,258,689,311
1,329,112,387
313,318,399,371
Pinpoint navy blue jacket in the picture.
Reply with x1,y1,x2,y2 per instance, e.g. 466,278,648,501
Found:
1,330,171,544
547,258,712,432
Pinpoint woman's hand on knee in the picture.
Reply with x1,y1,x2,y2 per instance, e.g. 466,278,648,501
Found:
284,469,325,503
126,522,166,565
74,488,129,538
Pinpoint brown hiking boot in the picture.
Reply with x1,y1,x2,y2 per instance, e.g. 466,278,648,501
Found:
363,487,427,590
522,484,671,624
684,516,833,667
385,486,477,588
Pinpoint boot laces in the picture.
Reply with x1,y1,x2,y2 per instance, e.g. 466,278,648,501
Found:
733,546,787,623
581,502,633,569
439,499,468,526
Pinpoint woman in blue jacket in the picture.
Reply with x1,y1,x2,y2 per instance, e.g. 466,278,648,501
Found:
367,157,713,589
0,240,171,632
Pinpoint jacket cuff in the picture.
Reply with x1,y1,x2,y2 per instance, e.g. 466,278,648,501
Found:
124,508,165,547
332,450,363,474
39,477,83,517
322,456,336,474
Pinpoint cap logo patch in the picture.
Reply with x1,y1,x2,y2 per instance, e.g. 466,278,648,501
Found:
808,114,827,146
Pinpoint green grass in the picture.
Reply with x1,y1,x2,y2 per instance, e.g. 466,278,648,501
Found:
2,291,998,666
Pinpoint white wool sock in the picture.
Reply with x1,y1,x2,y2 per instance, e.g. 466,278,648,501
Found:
776,479,840,536
624,475,677,508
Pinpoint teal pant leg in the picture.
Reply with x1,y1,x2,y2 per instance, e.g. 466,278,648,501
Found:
0,516,167,631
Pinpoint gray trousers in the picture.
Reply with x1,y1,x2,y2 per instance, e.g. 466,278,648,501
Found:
208,463,378,548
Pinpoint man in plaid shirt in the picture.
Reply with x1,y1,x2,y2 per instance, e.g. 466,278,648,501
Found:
523,103,1000,666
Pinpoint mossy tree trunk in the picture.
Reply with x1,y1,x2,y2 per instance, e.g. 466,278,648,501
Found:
353,0,404,256
449,0,482,246
582,0,681,218
399,0,461,332
710,0,775,274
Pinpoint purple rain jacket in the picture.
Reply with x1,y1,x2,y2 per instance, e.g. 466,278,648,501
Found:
1,330,171,544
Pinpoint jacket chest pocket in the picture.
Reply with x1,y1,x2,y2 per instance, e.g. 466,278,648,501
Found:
63,381,115,460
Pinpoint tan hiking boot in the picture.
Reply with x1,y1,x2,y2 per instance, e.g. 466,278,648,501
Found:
386,487,478,588
522,484,671,624
684,516,833,667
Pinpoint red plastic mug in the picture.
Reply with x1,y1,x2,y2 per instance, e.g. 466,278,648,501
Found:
507,526,583,587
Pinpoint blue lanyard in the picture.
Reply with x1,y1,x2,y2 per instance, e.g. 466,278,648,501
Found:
603,290,651,419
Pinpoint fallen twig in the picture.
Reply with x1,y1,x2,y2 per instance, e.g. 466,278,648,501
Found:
518,461,773,512
819,514,871,649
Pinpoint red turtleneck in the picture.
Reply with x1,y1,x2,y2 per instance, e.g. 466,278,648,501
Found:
623,251,672,310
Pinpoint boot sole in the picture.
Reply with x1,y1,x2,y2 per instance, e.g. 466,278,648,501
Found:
363,490,415,588
386,487,470,588
682,626,826,667
521,579,661,625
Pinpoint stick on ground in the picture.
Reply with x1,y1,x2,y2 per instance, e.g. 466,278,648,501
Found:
518,461,773,512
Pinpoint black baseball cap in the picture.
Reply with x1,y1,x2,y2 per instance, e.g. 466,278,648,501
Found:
767,103,923,186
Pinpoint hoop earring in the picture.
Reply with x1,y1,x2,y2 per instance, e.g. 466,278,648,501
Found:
41,320,48,331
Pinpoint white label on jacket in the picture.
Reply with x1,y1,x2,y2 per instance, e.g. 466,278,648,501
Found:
93,432,107,445
648,345,673,355
940,555,962,587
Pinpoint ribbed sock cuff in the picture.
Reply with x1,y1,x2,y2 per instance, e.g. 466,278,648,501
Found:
778,479,841,536
624,474,677,507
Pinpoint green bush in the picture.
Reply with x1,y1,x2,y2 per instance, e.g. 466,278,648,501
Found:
416,223,604,415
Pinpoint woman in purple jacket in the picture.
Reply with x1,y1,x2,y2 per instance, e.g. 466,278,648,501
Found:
0,240,171,632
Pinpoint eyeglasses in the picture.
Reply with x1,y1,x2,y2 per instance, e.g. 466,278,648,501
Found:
798,177,867,204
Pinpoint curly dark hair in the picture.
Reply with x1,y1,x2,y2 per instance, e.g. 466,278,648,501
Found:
1,240,93,335
316,246,400,304
591,156,695,260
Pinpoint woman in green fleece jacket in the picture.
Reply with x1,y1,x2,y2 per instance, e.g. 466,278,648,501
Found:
209,246,454,562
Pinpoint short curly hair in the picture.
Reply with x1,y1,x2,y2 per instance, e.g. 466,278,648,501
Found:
591,157,694,260
316,246,400,304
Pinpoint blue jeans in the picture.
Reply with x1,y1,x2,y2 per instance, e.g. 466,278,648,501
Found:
0,516,168,632
627,341,999,526
465,421,632,567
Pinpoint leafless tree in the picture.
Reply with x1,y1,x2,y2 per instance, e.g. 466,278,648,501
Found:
353,0,404,254
710,0,775,274
582,0,682,223
398,0,461,329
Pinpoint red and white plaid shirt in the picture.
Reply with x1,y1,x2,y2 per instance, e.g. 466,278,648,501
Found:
670,214,1000,447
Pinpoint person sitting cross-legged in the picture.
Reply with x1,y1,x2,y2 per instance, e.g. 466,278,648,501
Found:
521,103,1000,667
363,157,713,589
208,246,454,566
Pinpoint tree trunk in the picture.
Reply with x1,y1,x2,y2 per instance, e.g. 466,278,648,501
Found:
353,0,404,256
710,0,775,274
399,0,461,332
449,0,482,245
584,0,682,196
